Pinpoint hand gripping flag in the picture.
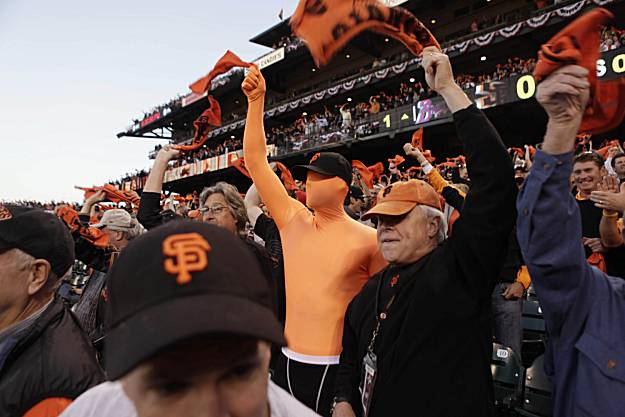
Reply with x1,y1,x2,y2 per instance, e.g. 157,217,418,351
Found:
533,8,625,134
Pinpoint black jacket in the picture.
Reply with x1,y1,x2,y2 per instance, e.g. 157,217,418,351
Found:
0,296,105,417
334,105,516,417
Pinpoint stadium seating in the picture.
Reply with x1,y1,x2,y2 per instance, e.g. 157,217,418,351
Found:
491,343,523,410
515,355,553,417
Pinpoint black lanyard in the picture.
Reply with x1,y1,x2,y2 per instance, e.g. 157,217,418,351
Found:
367,270,399,354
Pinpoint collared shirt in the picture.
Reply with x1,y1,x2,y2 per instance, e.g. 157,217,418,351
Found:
517,150,625,417
0,299,52,370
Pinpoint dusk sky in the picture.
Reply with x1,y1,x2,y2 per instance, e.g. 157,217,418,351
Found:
0,0,297,201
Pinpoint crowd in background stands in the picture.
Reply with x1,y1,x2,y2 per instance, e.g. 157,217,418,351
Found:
601,25,625,51
128,57,537,186
128,1,568,131
132,95,183,125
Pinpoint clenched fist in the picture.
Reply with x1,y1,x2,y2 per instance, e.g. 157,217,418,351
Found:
241,65,266,103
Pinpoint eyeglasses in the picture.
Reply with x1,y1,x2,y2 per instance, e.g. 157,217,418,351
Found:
199,205,228,216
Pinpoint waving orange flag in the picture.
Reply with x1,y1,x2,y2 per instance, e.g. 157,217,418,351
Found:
291,0,440,67
174,96,222,152
533,8,625,134
411,128,424,150
352,160,374,188
275,162,298,191
189,50,252,94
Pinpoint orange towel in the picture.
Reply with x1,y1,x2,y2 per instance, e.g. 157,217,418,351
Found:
388,155,405,166
587,252,607,273
411,127,424,150
352,160,374,188
290,0,440,66
175,96,222,152
533,8,625,134
189,50,251,94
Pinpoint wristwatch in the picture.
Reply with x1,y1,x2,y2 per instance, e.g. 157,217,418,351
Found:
330,397,350,415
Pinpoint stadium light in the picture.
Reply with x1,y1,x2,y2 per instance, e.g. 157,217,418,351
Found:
384,38,389,42
480,56,487,61
430,18,436,24
409,77,415,83
345,54,351,58
312,68,316,72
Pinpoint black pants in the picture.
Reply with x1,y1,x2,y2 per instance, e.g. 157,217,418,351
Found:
272,351,338,417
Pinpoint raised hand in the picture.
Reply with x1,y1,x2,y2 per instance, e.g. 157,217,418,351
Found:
241,65,266,103
421,46,456,95
403,143,427,164
155,144,181,163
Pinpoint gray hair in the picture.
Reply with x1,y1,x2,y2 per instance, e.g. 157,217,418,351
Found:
200,182,248,236
417,205,448,244
11,248,61,293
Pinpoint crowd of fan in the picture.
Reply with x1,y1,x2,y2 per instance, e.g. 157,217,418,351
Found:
3,43,625,417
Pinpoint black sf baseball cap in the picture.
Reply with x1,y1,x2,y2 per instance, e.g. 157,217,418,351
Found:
105,220,286,380
292,152,352,186
0,204,74,277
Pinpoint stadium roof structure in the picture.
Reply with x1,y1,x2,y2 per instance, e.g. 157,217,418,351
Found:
114,0,625,194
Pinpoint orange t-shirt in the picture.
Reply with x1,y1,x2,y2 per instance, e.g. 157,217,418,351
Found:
244,100,386,356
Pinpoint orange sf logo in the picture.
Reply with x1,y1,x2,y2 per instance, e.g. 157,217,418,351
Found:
163,233,211,285
310,153,321,163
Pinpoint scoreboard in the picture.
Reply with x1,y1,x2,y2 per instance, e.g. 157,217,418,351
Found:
375,46,625,132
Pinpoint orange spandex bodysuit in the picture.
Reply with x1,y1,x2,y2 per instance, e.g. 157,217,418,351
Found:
244,93,386,359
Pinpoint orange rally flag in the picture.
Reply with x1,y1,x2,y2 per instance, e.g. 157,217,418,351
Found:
175,96,222,152
275,162,298,191
352,160,374,188
388,155,405,166
290,0,440,67
411,128,424,150
232,157,252,178
533,8,625,134
368,162,385,179
596,139,622,159
189,50,252,94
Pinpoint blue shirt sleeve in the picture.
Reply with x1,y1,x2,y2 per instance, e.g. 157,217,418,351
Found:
516,150,595,337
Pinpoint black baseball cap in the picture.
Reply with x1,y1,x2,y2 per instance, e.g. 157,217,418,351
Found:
104,220,286,380
349,186,365,200
292,152,352,186
0,204,74,277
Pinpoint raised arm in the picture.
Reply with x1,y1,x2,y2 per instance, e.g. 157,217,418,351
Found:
517,65,596,331
421,47,516,297
242,66,304,229
137,145,179,230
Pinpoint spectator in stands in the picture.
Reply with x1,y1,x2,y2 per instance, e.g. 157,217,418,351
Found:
60,222,319,417
340,104,352,129
608,151,625,184
571,152,625,278
72,198,142,345
242,65,386,416
0,205,104,416
517,64,625,417
332,47,516,417
404,143,529,358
